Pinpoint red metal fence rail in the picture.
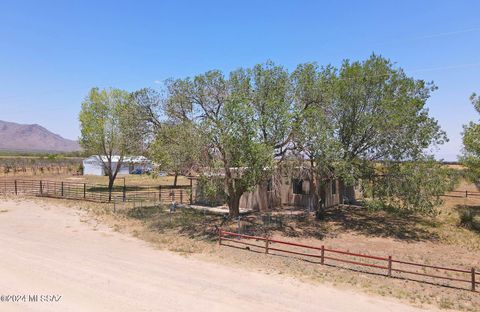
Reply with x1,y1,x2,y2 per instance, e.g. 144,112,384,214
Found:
219,230,479,292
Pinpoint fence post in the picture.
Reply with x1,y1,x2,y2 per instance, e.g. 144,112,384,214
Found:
472,268,476,292
218,228,222,245
14,180,17,195
39,180,43,195
190,178,193,204
61,182,64,197
180,190,183,204
159,186,162,202
265,237,269,254
321,245,325,265
83,183,86,199
123,184,126,202
466,190,468,198
388,256,392,277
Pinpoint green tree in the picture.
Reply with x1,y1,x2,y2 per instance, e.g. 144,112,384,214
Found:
333,55,445,167
291,62,341,218
369,159,458,215
79,88,145,201
149,121,205,186
165,69,274,217
460,93,480,180
291,55,448,216
132,88,207,186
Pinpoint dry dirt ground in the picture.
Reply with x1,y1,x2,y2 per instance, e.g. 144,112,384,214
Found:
0,199,442,312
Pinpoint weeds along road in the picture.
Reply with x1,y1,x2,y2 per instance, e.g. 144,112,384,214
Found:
0,199,438,312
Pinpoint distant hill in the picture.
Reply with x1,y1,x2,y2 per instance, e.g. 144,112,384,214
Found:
0,120,81,153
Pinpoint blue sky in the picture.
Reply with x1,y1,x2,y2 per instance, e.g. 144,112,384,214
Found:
1,0,479,160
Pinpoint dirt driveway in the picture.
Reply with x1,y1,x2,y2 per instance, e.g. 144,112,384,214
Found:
0,199,438,312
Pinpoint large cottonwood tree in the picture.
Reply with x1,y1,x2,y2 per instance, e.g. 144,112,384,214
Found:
292,55,448,216
164,69,275,216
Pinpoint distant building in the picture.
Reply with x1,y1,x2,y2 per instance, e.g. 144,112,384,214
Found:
82,155,153,176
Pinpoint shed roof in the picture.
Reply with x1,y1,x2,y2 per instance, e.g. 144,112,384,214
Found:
83,155,151,163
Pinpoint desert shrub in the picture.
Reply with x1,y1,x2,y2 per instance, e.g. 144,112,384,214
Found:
459,209,480,231
459,209,475,227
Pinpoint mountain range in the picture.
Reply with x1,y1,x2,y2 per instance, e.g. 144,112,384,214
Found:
0,120,81,153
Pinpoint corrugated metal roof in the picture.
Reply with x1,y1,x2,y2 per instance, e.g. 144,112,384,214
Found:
83,155,151,163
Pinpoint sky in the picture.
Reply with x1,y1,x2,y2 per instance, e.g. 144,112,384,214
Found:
0,0,479,161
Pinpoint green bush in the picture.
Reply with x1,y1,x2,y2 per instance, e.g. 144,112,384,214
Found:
195,175,226,206
367,159,459,215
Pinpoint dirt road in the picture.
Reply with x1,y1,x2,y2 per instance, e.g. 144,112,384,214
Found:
0,199,437,312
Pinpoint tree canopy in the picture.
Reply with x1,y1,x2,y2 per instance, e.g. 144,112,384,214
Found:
79,87,145,200
104,54,451,216
460,93,480,180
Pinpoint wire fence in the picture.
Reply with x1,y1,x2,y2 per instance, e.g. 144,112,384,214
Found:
219,230,479,292
0,179,192,205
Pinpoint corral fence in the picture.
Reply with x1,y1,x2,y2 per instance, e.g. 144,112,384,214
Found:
442,190,480,198
0,179,192,205
219,230,479,292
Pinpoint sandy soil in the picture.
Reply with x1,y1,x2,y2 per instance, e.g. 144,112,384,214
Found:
0,199,440,312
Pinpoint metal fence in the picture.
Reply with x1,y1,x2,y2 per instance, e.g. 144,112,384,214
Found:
0,179,192,204
219,230,479,292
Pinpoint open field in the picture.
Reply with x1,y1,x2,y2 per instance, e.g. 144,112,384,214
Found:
0,198,435,312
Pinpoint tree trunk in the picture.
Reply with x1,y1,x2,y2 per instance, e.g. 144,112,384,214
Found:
108,176,114,202
308,161,322,220
316,184,326,220
228,192,242,218
173,172,178,187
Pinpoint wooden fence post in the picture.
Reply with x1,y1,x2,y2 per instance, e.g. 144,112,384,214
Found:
472,268,476,292
61,182,64,197
321,245,325,265
466,190,468,198
218,229,222,245
14,180,17,195
265,238,269,254
83,183,86,199
159,186,162,203
39,180,43,195
388,256,392,277
180,190,183,203
190,178,193,204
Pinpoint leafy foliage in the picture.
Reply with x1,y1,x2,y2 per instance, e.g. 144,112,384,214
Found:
79,88,146,199
134,55,450,216
367,159,458,215
460,93,480,181
149,121,205,185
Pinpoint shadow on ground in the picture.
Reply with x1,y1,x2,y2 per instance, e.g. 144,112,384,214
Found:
453,204,480,233
122,203,442,243
323,205,439,242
